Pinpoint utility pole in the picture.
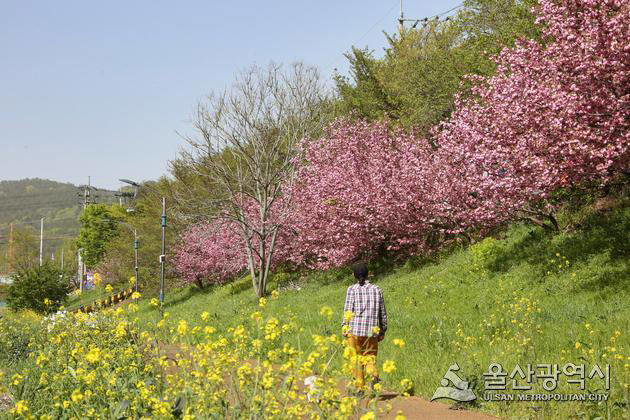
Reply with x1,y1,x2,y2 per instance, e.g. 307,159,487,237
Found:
83,176,92,209
159,197,166,318
39,218,44,267
398,0,404,32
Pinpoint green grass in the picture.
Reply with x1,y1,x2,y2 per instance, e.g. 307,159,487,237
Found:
133,200,630,419
65,288,103,311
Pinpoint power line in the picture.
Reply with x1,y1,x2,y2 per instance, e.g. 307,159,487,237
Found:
323,0,400,74
324,1,466,75
0,215,80,227
0,199,82,212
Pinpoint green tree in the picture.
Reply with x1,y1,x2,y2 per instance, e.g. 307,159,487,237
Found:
334,0,540,132
76,204,121,268
6,262,72,314
10,225,39,272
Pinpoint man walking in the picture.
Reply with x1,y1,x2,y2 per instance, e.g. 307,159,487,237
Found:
342,261,388,390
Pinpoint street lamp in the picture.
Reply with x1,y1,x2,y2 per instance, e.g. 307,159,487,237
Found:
119,178,166,316
118,222,140,294
118,179,140,213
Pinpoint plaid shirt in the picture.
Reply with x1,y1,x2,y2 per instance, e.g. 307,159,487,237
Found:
342,281,388,337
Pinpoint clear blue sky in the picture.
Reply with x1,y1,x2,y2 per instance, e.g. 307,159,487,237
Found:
0,0,461,190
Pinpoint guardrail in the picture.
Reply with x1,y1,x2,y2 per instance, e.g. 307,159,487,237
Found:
67,287,137,314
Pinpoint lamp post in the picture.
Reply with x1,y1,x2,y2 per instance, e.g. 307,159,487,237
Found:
120,178,166,316
159,197,166,318
134,229,139,293
119,179,142,293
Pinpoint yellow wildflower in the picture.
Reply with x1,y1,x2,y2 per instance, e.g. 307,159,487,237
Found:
13,400,29,416
71,389,83,403
319,306,333,318
85,347,101,364
177,320,188,336
393,338,405,348
383,360,396,373
344,311,354,322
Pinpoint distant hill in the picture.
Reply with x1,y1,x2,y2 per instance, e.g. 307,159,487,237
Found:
0,178,118,271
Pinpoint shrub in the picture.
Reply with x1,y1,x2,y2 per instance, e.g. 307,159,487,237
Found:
6,263,72,314
0,310,42,366
469,237,504,272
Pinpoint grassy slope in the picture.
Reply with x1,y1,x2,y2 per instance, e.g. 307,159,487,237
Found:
135,201,629,419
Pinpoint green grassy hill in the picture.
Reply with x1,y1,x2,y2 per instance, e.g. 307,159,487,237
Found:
0,179,118,272
131,197,629,419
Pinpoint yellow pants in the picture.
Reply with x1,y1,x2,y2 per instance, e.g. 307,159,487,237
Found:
347,335,379,388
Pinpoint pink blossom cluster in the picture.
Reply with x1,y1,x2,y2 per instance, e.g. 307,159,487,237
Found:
433,0,629,229
282,119,444,268
175,0,629,279
173,221,246,285
284,0,629,268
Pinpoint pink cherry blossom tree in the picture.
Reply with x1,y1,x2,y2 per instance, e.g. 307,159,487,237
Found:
284,119,450,269
173,221,246,288
434,0,629,230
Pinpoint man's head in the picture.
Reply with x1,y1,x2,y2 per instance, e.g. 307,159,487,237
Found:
352,261,368,284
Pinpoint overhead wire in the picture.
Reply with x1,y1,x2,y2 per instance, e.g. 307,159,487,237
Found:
324,1,466,75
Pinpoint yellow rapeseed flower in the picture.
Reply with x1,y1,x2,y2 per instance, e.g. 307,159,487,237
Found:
259,297,267,308
71,389,83,403
85,347,101,364
201,311,210,321
575,342,581,350
105,284,113,293
319,306,333,319
13,400,29,416
383,360,396,373
177,320,188,336
393,338,405,348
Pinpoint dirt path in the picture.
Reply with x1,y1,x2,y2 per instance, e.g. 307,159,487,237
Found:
381,394,497,419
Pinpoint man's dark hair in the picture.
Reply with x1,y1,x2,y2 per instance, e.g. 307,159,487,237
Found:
352,262,368,281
